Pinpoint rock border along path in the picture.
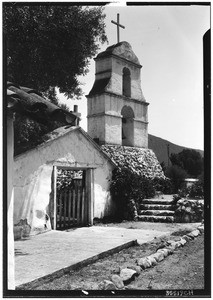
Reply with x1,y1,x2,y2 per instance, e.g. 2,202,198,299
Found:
99,223,204,290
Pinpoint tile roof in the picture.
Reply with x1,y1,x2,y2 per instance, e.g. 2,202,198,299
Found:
7,82,80,125
101,145,166,180
88,78,110,96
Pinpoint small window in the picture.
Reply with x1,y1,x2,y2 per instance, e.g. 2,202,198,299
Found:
122,67,131,97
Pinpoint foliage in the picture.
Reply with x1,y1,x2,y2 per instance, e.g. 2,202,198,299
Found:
110,167,156,220
160,161,167,173
188,181,204,198
56,169,84,191
165,165,188,193
14,87,71,155
3,4,107,98
173,194,182,205
177,181,204,200
14,113,64,155
153,177,173,194
170,149,203,178
174,199,204,223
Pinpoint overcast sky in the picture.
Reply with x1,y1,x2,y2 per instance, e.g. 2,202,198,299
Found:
58,3,210,150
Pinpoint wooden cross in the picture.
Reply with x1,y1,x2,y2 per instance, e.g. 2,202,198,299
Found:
111,13,125,43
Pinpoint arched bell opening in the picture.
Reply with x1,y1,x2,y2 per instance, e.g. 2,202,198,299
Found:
121,106,134,146
122,67,131,97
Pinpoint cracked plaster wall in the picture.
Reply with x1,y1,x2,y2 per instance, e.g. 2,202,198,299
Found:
14,129,114,235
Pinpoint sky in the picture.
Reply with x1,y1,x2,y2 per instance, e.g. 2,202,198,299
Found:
58,3,210,151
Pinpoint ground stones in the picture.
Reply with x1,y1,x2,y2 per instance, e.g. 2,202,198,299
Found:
111,274,125,289
187,232,195,239
197,225,204,234
99,280,116,290
165,245,175,254
147,255,157,266
120,268,137,283
179,238,187,246
100,223,204,289
153,251,165,262
127,265,142,275
137,257,152,269
182,234,192,242
157,248,169,257
191,229,200,237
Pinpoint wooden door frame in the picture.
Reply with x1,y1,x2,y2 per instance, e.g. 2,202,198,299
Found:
51,165,94,230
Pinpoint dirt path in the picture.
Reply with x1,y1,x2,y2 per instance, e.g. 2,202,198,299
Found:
33,226,204,292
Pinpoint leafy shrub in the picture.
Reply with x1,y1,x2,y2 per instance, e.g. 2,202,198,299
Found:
153,177,173,194
165,165,188,193
177,179,204,200
173,194,182,205
110,167,155,220
188,180,204,199
174,199,204,222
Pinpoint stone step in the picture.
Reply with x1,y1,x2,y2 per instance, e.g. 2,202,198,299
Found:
138,215,174,223
140,204,175,210
139,210,175,216
142,199,174,205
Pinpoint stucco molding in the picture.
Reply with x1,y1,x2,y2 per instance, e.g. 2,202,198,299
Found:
87,112,122,118
95,54,142,69
87,91,149,106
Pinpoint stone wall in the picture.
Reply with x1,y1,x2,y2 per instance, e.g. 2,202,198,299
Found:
101,145,166,180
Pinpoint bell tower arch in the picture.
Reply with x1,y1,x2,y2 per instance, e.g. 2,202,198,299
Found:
87,41,149,148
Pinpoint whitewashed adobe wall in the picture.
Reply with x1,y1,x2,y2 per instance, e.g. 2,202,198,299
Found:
14,127,114,235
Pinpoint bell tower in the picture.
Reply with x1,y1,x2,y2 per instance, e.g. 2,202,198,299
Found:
86,41,149,148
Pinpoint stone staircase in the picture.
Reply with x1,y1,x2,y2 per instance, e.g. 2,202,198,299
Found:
138,195,176,222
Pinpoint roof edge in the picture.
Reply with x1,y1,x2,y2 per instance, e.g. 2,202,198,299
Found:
14,126,117,167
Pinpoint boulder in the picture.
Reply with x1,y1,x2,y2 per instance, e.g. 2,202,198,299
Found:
191,229,200,237
152,251,164,262
197,225,204,234
157,248,169,257
175,241,182,248
137,257,152,269
165,246,175,254
182,234,192,242
113,266,121,274
127,265,142,275
111,275,124,289
166,240,178,248
187,232,195,239
147,255,158,266
120,268,137,283
99,280,116,290
179,238,187,246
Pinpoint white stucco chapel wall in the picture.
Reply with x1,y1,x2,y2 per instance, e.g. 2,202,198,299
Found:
14,127,114,235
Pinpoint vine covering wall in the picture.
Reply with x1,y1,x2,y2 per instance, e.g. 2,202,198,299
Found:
101,145,165,180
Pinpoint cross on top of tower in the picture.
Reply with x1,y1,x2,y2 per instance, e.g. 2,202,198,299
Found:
111,13,125,43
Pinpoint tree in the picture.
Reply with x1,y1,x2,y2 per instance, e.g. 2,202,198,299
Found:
4,4,108,155
3,4,108,99
170,149,203,178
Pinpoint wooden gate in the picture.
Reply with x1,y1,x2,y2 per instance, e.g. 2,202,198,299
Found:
56,168,88,230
